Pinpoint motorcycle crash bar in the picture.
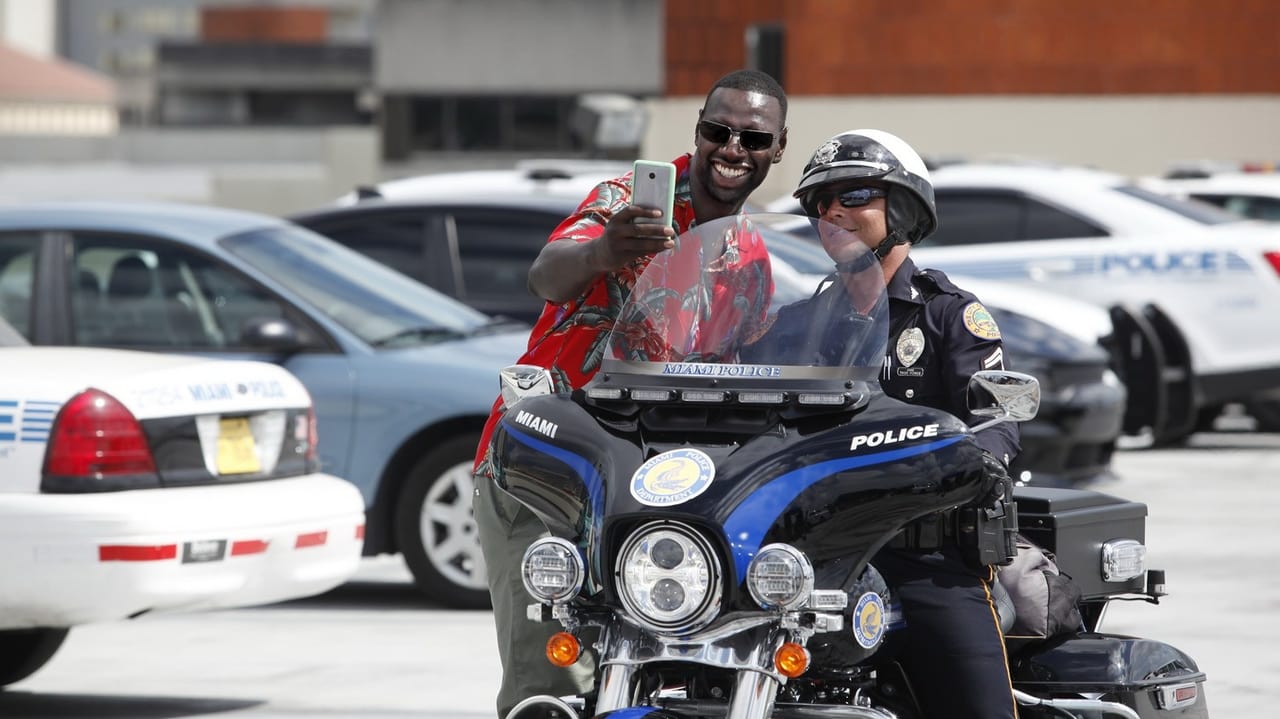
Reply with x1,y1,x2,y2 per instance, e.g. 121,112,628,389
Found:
1012,688,1141,719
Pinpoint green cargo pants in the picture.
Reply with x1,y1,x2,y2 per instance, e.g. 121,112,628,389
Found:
474,471,595,719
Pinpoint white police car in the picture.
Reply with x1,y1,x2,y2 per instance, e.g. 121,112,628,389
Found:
771,161,1280,440
1140,166,1280,222
334,157,630,207
0,318,365,687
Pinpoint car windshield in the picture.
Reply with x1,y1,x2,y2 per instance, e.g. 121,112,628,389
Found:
221,224,493,346
600,214,887,383
1114,184,1244,225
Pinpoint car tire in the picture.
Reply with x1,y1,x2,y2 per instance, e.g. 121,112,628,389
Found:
0,628,69,687
394,434,492,609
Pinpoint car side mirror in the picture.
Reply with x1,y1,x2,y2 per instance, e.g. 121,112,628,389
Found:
967,370,1040,431
240,317,306,354
499,364,555,409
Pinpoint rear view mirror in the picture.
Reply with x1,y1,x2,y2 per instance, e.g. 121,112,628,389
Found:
240,317,306,354
967,370,1040,432
499,364,555,409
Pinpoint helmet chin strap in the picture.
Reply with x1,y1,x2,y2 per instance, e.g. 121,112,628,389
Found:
872,230,909,261
834,229,907,273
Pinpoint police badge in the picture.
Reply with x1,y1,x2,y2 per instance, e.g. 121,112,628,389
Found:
812,138,841,166
896,327,925,367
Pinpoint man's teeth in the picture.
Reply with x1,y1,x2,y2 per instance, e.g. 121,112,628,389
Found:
715,164,747,179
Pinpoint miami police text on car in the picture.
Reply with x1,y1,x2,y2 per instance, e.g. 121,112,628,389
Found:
0,317,364,687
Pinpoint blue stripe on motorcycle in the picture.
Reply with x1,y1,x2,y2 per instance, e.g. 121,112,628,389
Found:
501,420,605,518
595,708,660,719
723,437,963,580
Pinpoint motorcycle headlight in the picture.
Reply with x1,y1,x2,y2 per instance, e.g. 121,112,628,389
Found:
521,537,585,604
746,543,814,611
616,521,722,635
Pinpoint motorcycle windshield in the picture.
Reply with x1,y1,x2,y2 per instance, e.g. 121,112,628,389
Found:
601,214,888,386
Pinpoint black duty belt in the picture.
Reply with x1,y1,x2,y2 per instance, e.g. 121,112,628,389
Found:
888,510,959,551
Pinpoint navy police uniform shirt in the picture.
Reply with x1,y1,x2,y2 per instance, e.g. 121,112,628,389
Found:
882,257,1020,466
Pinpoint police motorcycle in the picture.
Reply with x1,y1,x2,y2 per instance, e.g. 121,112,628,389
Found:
487,214,1209,719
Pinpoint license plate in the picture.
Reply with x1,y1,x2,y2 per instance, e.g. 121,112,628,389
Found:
216,417,261,475
182,539,227,564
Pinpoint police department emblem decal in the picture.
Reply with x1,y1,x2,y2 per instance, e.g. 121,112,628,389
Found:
962,302,1001,340
630,448,716,507
852,592,886,649
895,327,925,367
812,138,841,166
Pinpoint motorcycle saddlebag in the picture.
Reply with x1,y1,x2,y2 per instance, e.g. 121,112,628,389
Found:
1013,487,1147,599
1011,633,1208,718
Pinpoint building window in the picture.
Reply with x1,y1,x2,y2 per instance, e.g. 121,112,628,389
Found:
746,24,784,85
456,97,503,150
403,96,577,153
510,98,569,150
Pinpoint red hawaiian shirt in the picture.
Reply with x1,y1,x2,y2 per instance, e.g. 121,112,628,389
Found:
472,154,700,471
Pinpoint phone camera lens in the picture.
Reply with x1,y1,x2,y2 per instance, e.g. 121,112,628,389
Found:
648,172,656,179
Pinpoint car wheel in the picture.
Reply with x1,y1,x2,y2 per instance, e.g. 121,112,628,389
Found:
0,628,69,687
394,434,492,609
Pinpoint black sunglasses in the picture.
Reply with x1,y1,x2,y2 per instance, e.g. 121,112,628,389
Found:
696,120,775,152
815,186,888,213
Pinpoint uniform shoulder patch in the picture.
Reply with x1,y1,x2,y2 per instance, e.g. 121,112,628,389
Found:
962,302,1001,340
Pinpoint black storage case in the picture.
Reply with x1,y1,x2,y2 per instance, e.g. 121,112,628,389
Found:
1013,486,1148,599
1011,634,1209,718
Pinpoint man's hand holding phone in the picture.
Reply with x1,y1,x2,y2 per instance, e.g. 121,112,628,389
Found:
592,205,675,272
588,160,678,272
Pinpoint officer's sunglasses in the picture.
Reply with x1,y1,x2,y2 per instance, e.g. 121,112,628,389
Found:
815,186,888,214
696,120,776,152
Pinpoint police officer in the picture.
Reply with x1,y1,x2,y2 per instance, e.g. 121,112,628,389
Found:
791,129,1021,719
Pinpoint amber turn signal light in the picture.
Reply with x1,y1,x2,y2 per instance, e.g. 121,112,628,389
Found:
546,631,582,667
774,642,810,678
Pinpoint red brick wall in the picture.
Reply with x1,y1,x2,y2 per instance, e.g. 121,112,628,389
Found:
665,0,787,96
202,7,328,43
665,0,1280,95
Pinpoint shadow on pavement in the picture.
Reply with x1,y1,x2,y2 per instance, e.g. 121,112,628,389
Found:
0,692,259,718
265,580,454,612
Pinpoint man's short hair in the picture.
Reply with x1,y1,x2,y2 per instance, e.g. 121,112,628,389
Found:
704,69,788,122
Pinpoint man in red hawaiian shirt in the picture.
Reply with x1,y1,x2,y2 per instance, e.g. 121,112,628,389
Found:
474,68,788,718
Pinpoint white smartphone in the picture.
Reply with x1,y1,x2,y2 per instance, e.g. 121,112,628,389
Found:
631,160,676,225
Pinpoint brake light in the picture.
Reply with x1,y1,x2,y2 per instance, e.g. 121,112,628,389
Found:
1265,251,1280,277
306,407,319,467
43,389,158,489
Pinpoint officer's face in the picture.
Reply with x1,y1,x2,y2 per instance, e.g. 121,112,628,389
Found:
815,182,889,261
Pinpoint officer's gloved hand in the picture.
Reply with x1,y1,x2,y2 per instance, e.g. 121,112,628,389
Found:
980,450,1013,508
981,450,1019,566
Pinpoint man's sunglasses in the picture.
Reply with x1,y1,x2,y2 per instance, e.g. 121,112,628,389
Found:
815,186,888,213
696,120,775,152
